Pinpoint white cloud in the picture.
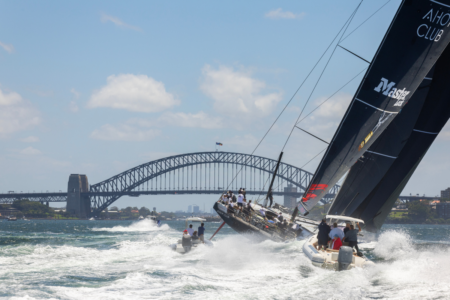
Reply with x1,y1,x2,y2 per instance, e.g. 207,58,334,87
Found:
69,101,79,112
20,136,39,143
90,123,161,141
90,111,224,142
100,13,142,32
0,88,41,137
265,8,305,20
200,65,282,117
0,41,14,53
20,146,41,155
69,88,80,112
297,93,352,141
70,88,80,99
156,111,224,129
310,93,351,118
88,74,179,113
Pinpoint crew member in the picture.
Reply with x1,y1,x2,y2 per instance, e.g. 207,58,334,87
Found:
329,222,344,240
237,192,244,211
244,200,255,221
331,234,342,250
259,207,267,221
344,222,351,235
187,224,194,236
267,189,274,208
343,223,362,255
221,193,228,204
182,230,192,253
198,222,205,243
317,218,331,250
278,213,284,223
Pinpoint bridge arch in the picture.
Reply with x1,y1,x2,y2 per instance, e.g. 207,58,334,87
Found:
89,151,337,215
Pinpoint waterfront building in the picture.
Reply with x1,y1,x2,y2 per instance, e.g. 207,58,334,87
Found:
193,205,200,213
441,188,450,199
436,202,450,219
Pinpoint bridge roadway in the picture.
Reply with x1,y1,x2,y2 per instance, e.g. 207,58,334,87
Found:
0,191,431,205
0,190,338,204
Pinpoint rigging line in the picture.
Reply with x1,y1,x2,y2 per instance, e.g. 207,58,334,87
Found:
221,5,364,198
296,67,367,125
255,171,273,204
256,4,364,203
295,126,329,144
282,1,363,152
301,147,328,170
338,45,371,63
340,0,392,43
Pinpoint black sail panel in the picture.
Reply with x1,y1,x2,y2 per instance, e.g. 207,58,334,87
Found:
351,46,450,231
297,0,450,215
327,67,434,217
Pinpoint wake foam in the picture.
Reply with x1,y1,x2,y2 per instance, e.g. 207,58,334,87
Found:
373,230,412,260
91,219,170,232
365,230,450,298
4,225,450,299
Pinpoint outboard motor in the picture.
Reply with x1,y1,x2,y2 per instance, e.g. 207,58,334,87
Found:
338,246,353,271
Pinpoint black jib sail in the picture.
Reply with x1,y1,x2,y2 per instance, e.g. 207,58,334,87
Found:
294,0,450,217
327,67,435,218
343,45,450,231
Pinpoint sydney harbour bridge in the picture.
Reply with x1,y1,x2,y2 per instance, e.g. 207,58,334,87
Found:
0,151,341,217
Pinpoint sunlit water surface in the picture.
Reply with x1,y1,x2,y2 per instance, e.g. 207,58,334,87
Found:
1,220,450,299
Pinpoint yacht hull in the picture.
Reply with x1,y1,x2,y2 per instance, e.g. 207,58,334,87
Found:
213,202,313,242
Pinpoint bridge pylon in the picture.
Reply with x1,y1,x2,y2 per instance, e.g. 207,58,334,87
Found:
66,174,91,217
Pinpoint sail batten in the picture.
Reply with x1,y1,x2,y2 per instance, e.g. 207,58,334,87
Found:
294,0,450,218
355,98,400,114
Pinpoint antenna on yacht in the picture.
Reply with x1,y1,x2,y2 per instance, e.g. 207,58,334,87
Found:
262,152,283,207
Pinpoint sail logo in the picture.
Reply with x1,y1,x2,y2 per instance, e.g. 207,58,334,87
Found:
358,131,373,151
373,78,410,107
302,184,328,202
358,112,393,152
417,8,450,42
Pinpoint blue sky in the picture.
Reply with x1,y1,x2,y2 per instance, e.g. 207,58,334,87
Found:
1,0,448,212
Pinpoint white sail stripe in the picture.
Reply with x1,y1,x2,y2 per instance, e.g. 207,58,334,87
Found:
355,98,399,114
366,150,397,159
413,129,439,135
430,0,450,8
424,77,433,80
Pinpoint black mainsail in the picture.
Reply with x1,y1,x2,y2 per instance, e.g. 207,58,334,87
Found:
341,44,450,231
295,0,450,217
327,67,435,218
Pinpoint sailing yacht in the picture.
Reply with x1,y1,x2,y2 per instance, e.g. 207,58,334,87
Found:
214,0,450,262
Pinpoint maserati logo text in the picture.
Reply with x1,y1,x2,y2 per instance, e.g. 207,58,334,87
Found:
374,78,410,107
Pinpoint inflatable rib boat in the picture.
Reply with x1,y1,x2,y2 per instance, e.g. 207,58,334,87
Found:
302,215,374,271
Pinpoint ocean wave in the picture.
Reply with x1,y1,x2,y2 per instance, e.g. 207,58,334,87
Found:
3,223,450,299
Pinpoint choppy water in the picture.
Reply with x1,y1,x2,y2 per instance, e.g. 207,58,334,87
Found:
1,220,450,300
